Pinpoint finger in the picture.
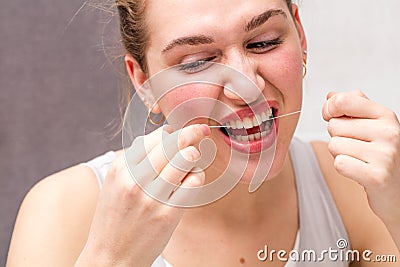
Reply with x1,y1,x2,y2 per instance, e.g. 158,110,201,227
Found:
172,124,211,150
323,93,385,121
333,154,370,187
145,146,201,201
328,136,373,163
168,170,205,207
326,91,337,100
131,124,210,184
125,125,174,165
161,124,211,165
327,117,377,142
326,90,368,100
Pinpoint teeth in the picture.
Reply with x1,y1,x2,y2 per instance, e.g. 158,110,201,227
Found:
230,131,269,142
224,108,275,129
241,135,249,142
243,117,253,129
223,108,276,143
228,129,272,142
254,114,262,126
266,109,273,118
265,121,272,132
248,134,255,141
261,112,268,122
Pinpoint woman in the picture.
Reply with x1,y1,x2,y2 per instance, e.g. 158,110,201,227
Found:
7,0,400,266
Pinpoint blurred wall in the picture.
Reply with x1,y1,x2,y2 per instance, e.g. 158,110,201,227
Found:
0,0,123,264
1,0,400,264
296,0,400,140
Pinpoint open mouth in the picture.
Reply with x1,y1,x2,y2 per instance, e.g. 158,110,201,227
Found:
219,107,276,142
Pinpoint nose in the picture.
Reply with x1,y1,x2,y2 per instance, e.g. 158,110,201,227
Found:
221,49,265,104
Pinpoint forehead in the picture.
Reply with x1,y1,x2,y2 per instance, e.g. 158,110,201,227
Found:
145,0,289,43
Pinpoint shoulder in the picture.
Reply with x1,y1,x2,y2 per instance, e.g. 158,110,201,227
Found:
7,164,100,266
310,141,398,259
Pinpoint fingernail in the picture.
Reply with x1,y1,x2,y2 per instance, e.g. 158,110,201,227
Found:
200,124,211,136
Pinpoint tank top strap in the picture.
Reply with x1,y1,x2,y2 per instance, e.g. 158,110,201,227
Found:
289,137,350,266
80,151,116,188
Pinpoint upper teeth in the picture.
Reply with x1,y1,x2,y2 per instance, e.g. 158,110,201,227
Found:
225,110,273,129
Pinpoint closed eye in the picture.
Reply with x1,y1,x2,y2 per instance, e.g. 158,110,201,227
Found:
178,56,217,74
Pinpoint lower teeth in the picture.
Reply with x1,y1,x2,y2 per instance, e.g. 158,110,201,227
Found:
234,130,270,142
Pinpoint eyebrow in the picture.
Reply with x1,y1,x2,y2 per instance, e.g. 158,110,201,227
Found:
245,9,287,32
162,35,215,53
161,9,287,53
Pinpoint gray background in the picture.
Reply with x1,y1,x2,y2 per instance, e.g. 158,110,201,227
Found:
1,0,399,265
298,0,400,140
0,0,123,265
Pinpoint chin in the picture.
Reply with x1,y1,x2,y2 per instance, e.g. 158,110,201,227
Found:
234,129,294,187
237,150,288,185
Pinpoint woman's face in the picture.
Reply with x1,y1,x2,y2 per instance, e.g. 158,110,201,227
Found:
133,0,306,183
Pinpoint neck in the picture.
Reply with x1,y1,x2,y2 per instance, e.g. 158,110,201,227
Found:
182,152,297,227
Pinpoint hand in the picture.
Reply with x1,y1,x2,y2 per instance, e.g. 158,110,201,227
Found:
322,90,400,225
75,124,211,267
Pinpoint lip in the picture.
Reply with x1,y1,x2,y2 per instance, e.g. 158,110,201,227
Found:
217,101,279,154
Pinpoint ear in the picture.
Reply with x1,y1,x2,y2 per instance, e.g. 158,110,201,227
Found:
125,54,162,114
291,4,308,57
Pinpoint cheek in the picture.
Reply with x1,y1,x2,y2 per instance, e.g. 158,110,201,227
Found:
258,45,303,94
158,84,221,123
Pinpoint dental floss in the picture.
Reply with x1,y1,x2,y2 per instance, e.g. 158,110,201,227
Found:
208,110,302,128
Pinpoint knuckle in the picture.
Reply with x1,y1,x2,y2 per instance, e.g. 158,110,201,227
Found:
178,125,204,149
382,147,397,170
382,125,400,142
187,172,205,187
333,93,347,109
122,183,139,202
333,155,346,172
177,132,190,149
327,119,338,136
328,140,335,154
192,124,205,139
140,197,154,212
389,126,400,140
328,137,340,153
180,146,201,162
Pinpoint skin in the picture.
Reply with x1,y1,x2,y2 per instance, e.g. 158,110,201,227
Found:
6,0,400,266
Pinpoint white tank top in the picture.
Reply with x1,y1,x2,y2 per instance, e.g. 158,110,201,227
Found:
82,137,351,266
